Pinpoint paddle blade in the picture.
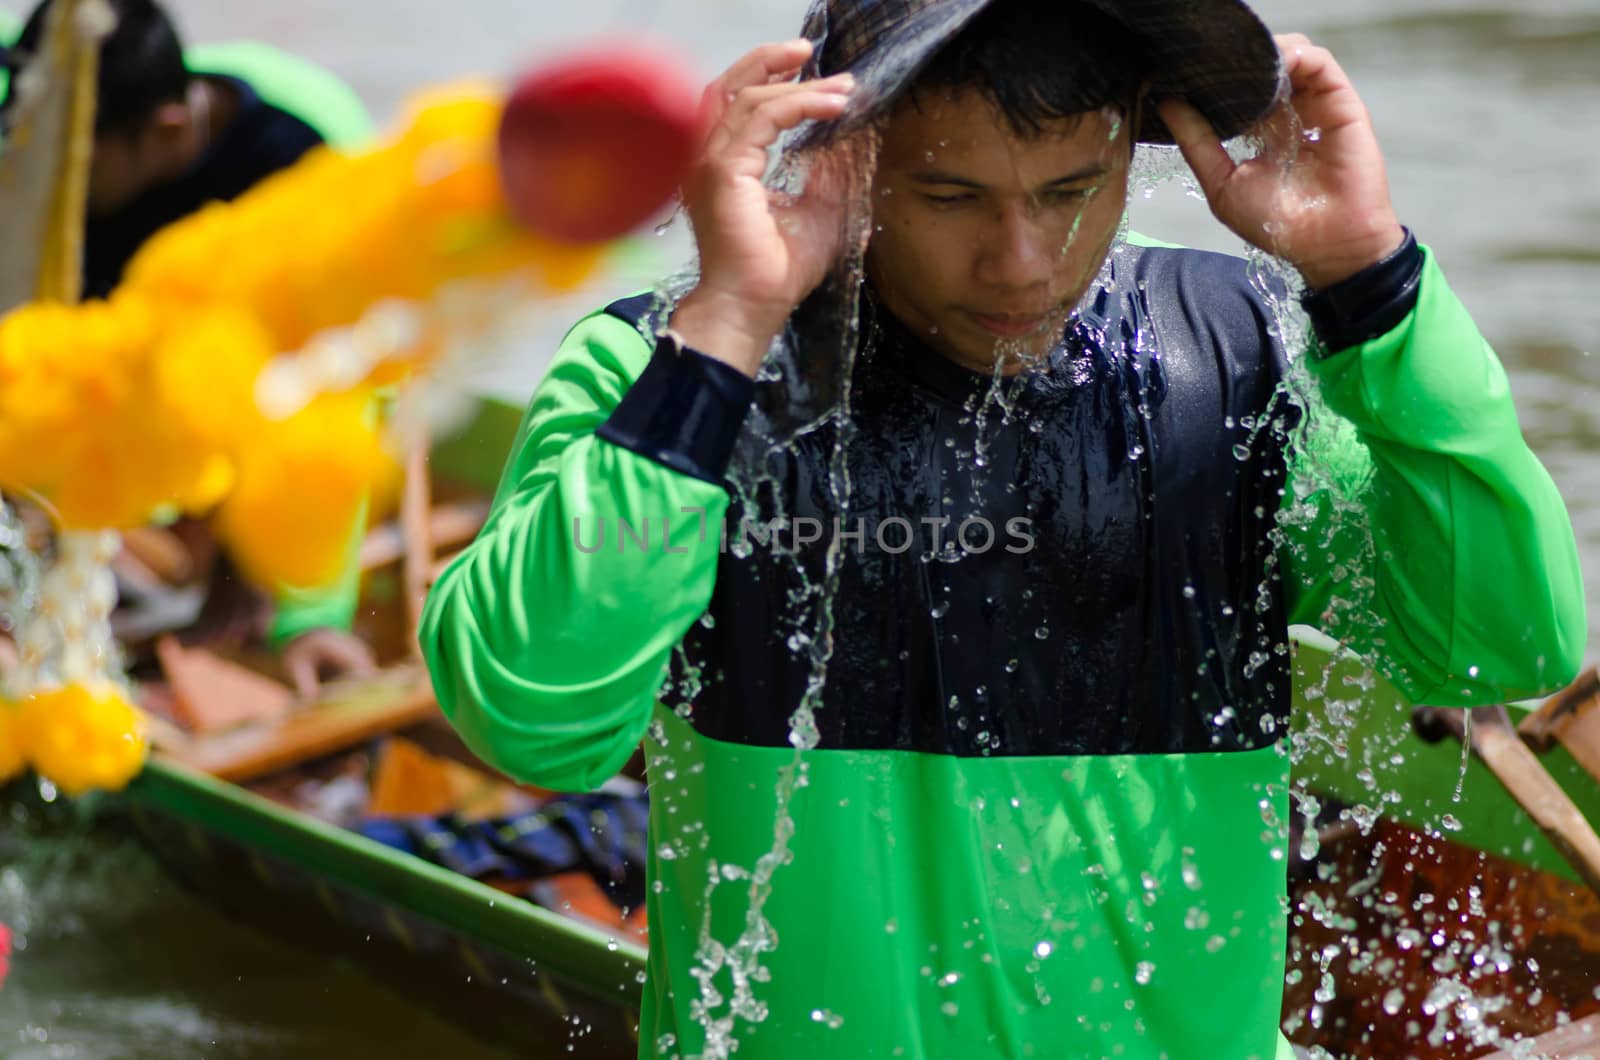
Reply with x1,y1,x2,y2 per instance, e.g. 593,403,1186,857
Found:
498,46,703,245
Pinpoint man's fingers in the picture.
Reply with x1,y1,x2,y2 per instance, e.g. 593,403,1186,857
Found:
708,78,853,160
339,642,379,677
716,40,815,98
701,40,815,132
1157,98,1236,200
286,653,319,700
1274,35,1369,133
724,75,852,127
738,89,853,154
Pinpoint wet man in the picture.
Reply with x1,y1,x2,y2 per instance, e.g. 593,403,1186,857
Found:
0,0,376,693
422,1,1586,1056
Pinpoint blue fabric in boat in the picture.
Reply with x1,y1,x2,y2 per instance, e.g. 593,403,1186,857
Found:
358,792,651,908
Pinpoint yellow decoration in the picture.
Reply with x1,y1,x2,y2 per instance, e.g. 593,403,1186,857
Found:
0,86,605,591
15,683,147,797
216,392,385,590
0,705,25,785
0,86,612,798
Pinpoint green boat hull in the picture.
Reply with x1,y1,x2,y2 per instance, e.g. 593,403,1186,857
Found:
1291,628,1598,887
120,756,646,1056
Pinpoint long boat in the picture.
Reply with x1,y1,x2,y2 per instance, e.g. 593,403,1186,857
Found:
64,389,1600,1058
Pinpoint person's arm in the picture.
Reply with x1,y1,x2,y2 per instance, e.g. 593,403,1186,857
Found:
1282,235,1586,703
418,309,752,792
268,524,363,648
1159,35,1586,702
421,40,852,791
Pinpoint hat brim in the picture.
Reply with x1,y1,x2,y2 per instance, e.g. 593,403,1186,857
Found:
794,0,1285,149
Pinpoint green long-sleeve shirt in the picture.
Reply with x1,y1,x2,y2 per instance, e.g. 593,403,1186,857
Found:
421,238,1584,1059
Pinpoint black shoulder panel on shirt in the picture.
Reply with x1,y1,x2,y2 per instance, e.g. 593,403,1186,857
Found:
638,246,1299,759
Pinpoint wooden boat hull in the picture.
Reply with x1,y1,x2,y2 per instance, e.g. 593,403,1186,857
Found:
119,756,645,1057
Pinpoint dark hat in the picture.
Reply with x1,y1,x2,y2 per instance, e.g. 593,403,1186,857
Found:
797,0,1285,146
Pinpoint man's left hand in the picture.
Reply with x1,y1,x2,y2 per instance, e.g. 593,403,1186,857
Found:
282,628,378,700
1158,33,1407,290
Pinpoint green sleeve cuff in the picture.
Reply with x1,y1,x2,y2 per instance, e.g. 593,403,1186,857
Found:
267,496,367,649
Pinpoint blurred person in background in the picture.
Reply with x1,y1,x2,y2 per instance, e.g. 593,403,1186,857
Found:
0,0,378,694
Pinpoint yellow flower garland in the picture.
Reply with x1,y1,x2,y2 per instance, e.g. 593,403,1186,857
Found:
0,84,602,581
0,84,608,796
0,703,26,786
13,684,147,796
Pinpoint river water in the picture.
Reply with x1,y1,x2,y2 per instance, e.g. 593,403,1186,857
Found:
4,0,1599,1056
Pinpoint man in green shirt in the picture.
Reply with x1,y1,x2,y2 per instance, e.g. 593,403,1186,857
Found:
422,1,1586,1056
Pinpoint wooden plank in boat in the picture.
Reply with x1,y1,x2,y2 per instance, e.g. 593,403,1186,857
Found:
157,636,294,734
156,667,441,784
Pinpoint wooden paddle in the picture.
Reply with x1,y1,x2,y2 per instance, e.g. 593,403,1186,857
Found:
1416,703,1600,894
1519,665,1600,784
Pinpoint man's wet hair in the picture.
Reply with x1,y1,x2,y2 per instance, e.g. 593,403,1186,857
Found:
4,0,190,138
909,0,1147,137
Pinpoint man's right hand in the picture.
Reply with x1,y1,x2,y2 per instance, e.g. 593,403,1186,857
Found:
672,40,856,377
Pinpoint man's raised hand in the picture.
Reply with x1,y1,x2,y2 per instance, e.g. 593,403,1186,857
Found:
673,40,856,376
1158,34,1406,290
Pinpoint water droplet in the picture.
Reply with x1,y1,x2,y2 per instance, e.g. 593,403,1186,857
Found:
1134,961,1155,986
1441,814,1463,832
1382,988,1404,1015
810,1009,844,1029
1034,940,1054,959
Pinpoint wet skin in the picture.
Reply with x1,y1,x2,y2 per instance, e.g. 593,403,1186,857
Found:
866,91,1131,374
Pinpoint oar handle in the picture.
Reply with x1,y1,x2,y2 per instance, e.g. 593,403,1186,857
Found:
1519,665,1600,751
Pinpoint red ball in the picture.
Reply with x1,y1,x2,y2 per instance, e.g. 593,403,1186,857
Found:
498,47,704,245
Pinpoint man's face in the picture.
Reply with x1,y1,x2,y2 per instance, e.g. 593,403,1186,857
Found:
88,132,158,215
88,101,197,216
866,88,1132,372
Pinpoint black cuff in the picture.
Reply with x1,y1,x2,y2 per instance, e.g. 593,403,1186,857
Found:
1301,229,1424,357
596,336,756,485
